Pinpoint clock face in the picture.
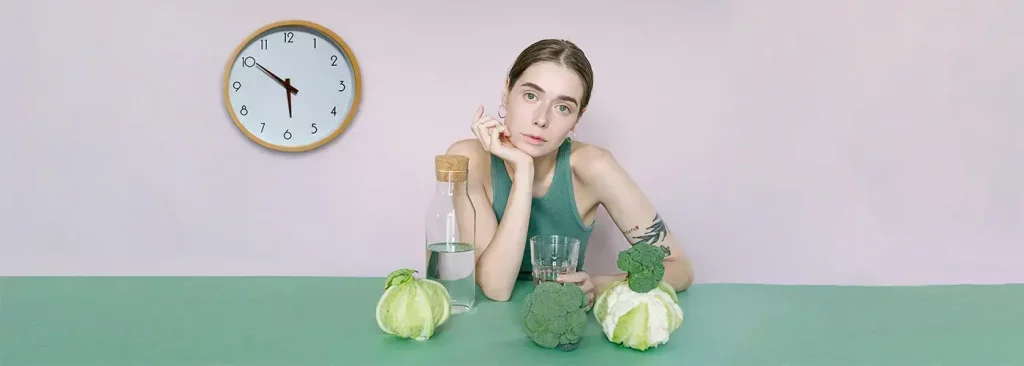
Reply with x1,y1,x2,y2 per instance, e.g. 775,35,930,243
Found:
224,21,360,152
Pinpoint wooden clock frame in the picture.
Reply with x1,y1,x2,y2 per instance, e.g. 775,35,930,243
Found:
222,19,363,152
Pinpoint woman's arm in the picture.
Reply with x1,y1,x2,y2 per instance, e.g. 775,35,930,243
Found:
575,146,695,293
446,140,533,301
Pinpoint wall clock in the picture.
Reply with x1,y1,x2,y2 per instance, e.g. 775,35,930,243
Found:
223,20,362,152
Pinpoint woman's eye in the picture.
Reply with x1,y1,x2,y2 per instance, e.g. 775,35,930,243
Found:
525,93,536,100
557,105,570,114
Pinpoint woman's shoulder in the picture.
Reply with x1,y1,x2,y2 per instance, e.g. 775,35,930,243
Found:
446,138,486,156
568,140,619,181
445,138,492,179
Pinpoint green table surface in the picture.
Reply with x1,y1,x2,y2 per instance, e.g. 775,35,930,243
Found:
1,277,1022,366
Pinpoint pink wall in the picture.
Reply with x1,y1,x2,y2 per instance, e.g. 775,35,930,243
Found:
2,1,1021,285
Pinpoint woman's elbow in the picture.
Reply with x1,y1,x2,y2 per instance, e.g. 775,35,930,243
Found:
477,278,514,302
677,273,694,292
683,267,695,290
483,289,512,302
670,260,695,292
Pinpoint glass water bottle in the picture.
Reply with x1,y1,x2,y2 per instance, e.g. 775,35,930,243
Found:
425,154,477,314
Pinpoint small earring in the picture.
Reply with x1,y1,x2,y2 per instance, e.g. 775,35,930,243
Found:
497,104,507,119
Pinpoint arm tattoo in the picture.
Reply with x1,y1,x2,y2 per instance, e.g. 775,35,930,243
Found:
630,213,669,245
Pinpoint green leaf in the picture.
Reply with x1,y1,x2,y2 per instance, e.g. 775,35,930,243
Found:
384,268,417,289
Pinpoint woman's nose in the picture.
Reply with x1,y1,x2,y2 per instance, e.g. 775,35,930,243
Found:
532,105,549,128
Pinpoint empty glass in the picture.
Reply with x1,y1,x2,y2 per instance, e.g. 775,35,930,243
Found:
530,234,581,285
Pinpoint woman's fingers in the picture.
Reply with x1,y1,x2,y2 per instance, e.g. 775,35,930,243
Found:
473,105,484,124
473,122,490,150
557,272,588,283
558,272,595,306
580,279,594,294
489,123,502,151
472,106,514,154
474,119,502,152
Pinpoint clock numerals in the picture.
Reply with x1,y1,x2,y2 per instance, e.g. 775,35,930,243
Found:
313,38,317,48
240,105,249,116
241,56,256,68
330,55,338,67
232,81,242,92
253,124,319,137
339,81,346,92
284,31,294,43
331,107,337,116
260,39,268,50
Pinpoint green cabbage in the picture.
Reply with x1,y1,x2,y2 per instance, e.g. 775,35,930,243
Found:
375,268,451,340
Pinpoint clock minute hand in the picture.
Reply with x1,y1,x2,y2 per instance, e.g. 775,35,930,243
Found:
254,62,299,95
286,78,293,118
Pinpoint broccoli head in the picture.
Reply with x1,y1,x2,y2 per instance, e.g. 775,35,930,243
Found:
616,242,671,293
521,281,589,350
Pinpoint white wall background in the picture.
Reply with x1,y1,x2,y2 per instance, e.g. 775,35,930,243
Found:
1,0,1021,285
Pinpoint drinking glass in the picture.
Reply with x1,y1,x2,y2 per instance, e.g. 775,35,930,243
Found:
529,234,580,285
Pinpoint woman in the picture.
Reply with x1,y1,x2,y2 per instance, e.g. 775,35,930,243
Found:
446,39,694,304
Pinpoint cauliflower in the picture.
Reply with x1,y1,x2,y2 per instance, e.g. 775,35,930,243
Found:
521,281,589,351
594,242,684,351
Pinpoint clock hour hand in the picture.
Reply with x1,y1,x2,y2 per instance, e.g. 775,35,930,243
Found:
254,62,299,95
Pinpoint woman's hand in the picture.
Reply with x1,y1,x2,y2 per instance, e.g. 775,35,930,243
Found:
557,271,596,308
471,105,533,169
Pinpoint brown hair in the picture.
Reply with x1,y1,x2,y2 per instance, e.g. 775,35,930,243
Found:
507,39,594,114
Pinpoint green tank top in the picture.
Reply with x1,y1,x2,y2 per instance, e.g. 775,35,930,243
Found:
490,138,595,280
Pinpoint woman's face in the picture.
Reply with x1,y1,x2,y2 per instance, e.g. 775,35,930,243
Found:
502,61,585,157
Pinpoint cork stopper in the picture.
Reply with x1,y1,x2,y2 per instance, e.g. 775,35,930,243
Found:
435,154,469,182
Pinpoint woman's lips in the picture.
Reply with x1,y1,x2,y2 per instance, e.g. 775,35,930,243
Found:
522,134,546,145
